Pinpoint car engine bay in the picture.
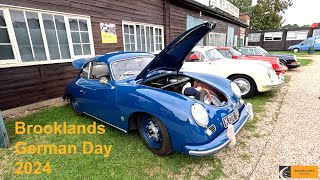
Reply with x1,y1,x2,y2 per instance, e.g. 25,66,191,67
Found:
144,75,228,106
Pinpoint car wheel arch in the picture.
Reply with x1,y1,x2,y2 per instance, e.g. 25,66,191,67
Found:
227,74,258,98
227,74,257,86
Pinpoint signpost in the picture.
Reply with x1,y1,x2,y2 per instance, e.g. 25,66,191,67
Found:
0,111,10,148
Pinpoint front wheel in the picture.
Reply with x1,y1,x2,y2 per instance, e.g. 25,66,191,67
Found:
229,75,257,98
70,96,83,116
138,114,172,156
293,48,300,53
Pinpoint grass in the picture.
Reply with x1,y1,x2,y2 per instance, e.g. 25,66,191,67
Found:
0,105,224,180
269,51,320,55
243,90,277,131
0,84,285,179
299,59,313,66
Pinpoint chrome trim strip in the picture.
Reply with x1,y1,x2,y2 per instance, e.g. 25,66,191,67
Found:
262,81,285,88
83,112,128,133
189,109,250,156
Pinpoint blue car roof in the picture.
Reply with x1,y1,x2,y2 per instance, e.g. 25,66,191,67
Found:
72,51,154,69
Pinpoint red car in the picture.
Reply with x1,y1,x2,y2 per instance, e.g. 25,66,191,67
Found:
217,47,287,76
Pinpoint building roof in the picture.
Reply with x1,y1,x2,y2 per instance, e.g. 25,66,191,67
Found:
174,0,248,28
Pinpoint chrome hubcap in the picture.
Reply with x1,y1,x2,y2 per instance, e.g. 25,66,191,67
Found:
72,100,79,110
147,120,160,141
233,78,251,95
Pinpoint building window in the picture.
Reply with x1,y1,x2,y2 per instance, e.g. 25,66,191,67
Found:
208,32,226,47
239,36,245,46
286,30,308,40
313,29,320,37
0,6,94,67
69,18,91,56
122,21,164,52
264,32,283,41
0,10,14,61
248,33,261,42
234,35,238,47
42,14,70,60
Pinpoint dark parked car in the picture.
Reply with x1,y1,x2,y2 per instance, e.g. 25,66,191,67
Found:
237,46,300,69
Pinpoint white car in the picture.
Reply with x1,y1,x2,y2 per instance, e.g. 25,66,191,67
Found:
181,46,284,98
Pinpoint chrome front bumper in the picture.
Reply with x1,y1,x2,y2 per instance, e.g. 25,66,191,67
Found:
185,103,253,156
263,73,285,88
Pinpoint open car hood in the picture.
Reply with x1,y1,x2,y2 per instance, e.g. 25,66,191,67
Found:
135,22,216,81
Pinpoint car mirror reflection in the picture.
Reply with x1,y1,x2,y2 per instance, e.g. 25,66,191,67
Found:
100,77,109,84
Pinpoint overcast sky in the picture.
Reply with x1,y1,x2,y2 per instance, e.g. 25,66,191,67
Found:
252,0,320,26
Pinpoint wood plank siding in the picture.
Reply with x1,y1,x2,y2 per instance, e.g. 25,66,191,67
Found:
0,0,246,110
0,63,78,110
248,28,320,51
168,1,240,43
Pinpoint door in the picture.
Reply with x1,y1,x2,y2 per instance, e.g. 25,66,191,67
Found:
77,62,118,125
186,15,204,45
300,38,313,51
227,27,234,46
314,38,320,50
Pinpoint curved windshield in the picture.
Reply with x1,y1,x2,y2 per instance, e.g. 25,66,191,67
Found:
111,56,154,80
256,46,268,54
205,49,225,61
229,48,243,56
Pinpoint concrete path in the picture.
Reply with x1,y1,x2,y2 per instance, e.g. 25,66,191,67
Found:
250,55,320,179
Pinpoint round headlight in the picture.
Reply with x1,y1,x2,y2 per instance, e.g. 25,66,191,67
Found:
191,103,209,128
231,82,241,98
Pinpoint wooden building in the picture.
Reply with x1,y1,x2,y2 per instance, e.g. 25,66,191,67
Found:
0,0,248,110
248,27,320,51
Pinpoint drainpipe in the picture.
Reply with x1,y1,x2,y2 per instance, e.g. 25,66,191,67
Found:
0,111,10,148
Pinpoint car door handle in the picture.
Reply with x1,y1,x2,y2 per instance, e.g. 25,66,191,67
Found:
80,90,85,94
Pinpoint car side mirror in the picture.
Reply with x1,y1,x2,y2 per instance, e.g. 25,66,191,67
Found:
100,77,109,84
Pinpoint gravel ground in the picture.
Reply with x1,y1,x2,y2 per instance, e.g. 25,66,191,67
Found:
217,55,320,179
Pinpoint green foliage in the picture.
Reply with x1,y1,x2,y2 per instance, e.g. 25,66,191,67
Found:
282,23,300,29
229,0,253,13
250,0,293,30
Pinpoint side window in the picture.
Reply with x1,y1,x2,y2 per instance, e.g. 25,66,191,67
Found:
186,52,201,62
253,49,260,55
225,50,232,58
305,39,313,45
199,53,206,62
80,63,90,78
90,62,110,80
218,50,227,57
248,48,255,55
238,48,247,55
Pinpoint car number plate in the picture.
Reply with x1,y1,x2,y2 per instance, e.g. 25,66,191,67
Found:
222,109,239,128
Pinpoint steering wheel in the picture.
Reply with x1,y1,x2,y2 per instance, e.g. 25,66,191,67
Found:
119,71,136,80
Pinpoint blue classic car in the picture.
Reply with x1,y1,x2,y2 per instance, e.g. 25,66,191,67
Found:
64,22,253,156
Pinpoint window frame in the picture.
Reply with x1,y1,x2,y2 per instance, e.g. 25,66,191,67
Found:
264,32,283,41
248,33,261,42
0,5,95,68
0,8,17,65
312,29,320,37
286,30,308,40
208,32,226,47
122,21,164,52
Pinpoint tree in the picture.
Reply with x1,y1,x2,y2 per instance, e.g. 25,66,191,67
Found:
250,0,293,30
282,24,299,29
229,0,252,13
